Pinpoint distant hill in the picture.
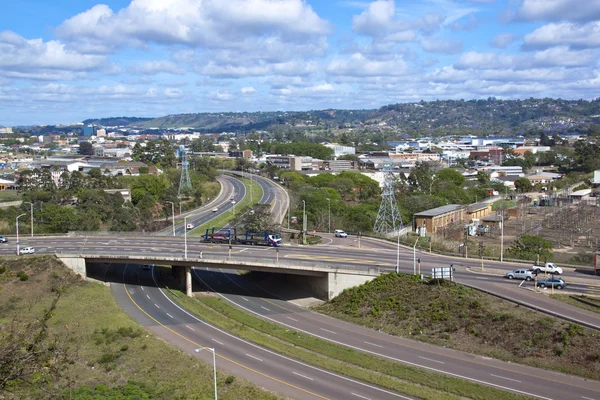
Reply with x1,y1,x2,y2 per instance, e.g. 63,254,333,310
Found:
82,117,154,127
85,98,600,135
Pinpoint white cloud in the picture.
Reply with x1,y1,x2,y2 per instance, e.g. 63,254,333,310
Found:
241,87,257,95
56,0,331,52
421,37,463,54
130,60,186,75
0,30,104,79
515,0,600,22
352,0,396,36
455,48,598,71
489,33,517,48
523,21,600,50
327,53,409,76
201,60,318,78
209,90,233,101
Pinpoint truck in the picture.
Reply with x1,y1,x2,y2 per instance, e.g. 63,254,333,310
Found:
531,262,563,275
202,228,282,247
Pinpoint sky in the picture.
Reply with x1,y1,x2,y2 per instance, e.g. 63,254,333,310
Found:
1,0,600,126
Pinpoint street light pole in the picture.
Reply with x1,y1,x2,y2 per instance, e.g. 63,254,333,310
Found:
210,347,218,400
165,201,175,237
184,216,188,259
16,213,26,255
413,236,419,275
326,198,331,234
24,202,33,236
500,209,504,262
302,200,306,245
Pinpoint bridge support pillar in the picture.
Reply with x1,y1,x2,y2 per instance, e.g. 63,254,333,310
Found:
322,271,377,300
185,266,192,297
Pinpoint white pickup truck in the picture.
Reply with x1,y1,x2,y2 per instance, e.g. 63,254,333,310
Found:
531,262,563,275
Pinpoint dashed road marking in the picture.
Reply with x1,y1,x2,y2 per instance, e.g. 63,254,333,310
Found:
418,356,445,364
292,372,313,381
320,328,337,335
364,341,383,348
246,353,263,362
490,374,521,383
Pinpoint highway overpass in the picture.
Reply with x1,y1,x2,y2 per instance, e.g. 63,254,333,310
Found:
58,253,379,300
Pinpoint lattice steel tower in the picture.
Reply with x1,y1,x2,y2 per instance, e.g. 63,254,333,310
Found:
373,166,403,234
178,146,192,196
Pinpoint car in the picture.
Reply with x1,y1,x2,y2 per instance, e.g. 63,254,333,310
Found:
334,230,348,238
212,207,218,212
0,236,7,243
537,277,566,290
19,247,35,255
142,264,154,270
504,269,534,281
186,223,194,230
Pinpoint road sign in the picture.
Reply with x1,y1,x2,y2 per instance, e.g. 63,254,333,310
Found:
431,266,454,281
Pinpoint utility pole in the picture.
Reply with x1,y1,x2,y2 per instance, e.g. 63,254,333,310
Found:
24,202,33,236
16,213,26,255
302,200,307,245
165,201,175,237
500,209,504,262
326,198,331,234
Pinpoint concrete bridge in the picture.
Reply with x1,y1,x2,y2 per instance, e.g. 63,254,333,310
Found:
58,254,380,300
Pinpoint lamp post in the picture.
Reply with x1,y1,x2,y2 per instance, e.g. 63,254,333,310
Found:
184,216,188,259
165,201,175,237
302,200,306,245
231,200,236,216
24,202,33,236
500,209,504,262
326,198,331,234
249,171,253,203
196,347,218,400
413,236,419,275
429,174,436,196
16,213,26,255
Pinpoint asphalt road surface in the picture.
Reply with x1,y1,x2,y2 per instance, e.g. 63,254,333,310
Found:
109,262,411,400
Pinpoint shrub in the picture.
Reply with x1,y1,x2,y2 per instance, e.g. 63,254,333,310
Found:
225,375,235,385
17,271,29,281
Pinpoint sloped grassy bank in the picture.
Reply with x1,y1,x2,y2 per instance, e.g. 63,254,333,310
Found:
315,273,600,379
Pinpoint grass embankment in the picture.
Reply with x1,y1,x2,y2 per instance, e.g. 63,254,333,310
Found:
190,177,262,236
551,294,600,315
315,273,600,380
163,282,529,400
0,256,283,400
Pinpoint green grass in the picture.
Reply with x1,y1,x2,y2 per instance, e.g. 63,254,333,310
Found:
551,294,600,315
492,199,517,210
164,285,530,400
0,255,283,400
190,177,262,236
316,273,600,380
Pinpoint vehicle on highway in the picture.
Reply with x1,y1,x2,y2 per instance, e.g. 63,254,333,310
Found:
537,277,566,289
504,269,534,281
212,207,218,212
19,247,35,254
186,223,194,230
0,236,7,243
334,229,348,238
203,227,282,246
531,262,563,275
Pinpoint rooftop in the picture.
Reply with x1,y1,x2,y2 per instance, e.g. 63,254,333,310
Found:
467,202,491,213
414,204,464,217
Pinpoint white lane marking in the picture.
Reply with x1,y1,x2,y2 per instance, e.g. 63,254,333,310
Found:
185,325,195,331
261,306,270,311
141,287,145,291
166,313,174,319
246,353,263,362
154,304,160,308
146,295,150,299
475,277,490,280
187,270,550,400
216,280,221,284
212,339,224,345
286,316,298,322
490,374,522,383
351,393,372,400
581,397,595,400
241,297,249,301
419,356,445,364
292,372,313,381
364,341,383,348
320,328,337,335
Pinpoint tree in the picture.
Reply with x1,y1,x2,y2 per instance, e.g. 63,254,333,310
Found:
79,141,94,155
190,136,216,153
408,162,435,193
514,177,533,193
572,140,600,172
507,234,553,262
436,168,465,187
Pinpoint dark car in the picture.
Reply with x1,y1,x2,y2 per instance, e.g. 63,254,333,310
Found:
0,236,7,243
537,277,566,290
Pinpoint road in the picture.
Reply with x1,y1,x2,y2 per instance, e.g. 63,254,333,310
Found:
109,262,410,400
6,235,600,399
229,171,289,225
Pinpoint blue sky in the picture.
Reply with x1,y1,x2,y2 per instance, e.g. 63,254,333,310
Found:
1,0,599,126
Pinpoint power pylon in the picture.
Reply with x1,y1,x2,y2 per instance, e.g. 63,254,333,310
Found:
178,146,192,196
374,166,403,234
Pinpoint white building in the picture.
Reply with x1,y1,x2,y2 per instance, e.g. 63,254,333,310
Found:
324,143,355,157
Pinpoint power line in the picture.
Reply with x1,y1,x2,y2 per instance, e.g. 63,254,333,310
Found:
374,166,403,235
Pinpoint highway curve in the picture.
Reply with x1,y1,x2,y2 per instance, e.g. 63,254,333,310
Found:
108,262,412,400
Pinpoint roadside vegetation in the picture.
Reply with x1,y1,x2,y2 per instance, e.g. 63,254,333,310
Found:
315,273,600,380
550,294,600,315
0,255,283,400
161,279,530,400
